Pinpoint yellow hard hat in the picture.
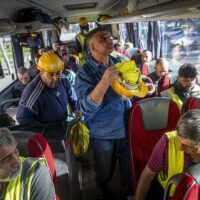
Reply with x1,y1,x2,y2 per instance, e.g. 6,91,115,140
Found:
37,52,64,72
69,120,90,157
79,17,88,26
111,60,148,98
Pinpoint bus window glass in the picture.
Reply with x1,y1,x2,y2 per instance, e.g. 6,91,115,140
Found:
22,47,31,68
161,19,200,74
60,23,97,42
119,23,129,43
0,36,16,92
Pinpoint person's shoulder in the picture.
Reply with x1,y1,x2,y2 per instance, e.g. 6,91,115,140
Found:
20,76,44,106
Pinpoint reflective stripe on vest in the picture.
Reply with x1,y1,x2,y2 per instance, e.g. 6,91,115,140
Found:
157,131,184,196
4,157,45,200
161,88,183,109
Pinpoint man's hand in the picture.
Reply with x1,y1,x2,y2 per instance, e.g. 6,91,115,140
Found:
73,110,83,120
101,66,119,86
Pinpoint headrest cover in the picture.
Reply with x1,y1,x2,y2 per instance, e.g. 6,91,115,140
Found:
139,97,169,130
188,163,200,185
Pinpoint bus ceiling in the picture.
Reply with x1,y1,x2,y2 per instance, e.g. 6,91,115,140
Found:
0,0,199,36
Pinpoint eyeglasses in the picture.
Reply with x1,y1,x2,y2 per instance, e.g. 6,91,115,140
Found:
177,136,199,151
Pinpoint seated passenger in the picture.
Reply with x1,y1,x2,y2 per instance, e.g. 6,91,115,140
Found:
16,52,81,125
135,110,200,200
142,50,152,63
61,51,79,74
37,46,46,55
29,54,41,79
61,52,76,86
148,58,169,87
0,128,55,200
161,63,200,109
0,113,15,127
12,67,31,98
52,41,60,56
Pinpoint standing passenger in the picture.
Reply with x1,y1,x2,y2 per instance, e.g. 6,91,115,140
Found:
16,52,81,125
75,27,132,199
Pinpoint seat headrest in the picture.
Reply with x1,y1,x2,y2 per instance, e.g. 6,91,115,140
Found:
139,97,170,130
188,163,200,186
12,131,36,157
195,97,200,109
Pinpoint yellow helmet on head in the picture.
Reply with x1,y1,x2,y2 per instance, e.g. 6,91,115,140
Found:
37,52,64,72
78,17,88,26
112,60,148,98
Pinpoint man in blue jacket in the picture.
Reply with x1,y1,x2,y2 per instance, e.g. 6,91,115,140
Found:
16,52,80,125
75,27,132,199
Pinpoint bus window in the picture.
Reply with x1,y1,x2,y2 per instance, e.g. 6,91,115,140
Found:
161,19,200,72
0,36,16,91
22,47,31,68
60,22,97,42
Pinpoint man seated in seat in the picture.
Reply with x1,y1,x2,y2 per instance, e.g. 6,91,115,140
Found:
161,63,200,109
16,52,81,125
142,50,152,63
12,67,31,98
135,109,200,200
0,128,55,200
148,58,169,88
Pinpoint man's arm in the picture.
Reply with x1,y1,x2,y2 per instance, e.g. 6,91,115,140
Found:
30,163,56,200
90,66,119,105
16,104,42,125
135,166,156,200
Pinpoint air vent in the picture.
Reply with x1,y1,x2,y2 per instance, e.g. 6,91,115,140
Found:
64,3,97,11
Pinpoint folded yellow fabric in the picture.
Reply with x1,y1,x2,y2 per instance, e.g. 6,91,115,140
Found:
112,60,148,98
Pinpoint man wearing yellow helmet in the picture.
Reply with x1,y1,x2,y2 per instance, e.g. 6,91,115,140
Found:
75,17,89,65
75,27,132,199
16,52,80,125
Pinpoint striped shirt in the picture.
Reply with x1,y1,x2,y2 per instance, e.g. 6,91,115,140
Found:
16,74,77,125
147,134,192,175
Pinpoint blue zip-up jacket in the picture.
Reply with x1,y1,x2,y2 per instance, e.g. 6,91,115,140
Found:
75,56,130,139
16,75,77,125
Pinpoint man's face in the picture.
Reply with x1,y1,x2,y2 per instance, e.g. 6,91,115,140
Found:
0,142,21,182
177,76,196,91
38,48,45,55
52,43,60,52
40,71,62,89
177,135,200,162
155,63,168,78
62,54,69,63
142,51,152,63
91,31,114,56
17,72,30,86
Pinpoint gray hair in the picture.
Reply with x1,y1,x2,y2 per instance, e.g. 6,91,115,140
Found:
177,109,200,143
0,128,15,147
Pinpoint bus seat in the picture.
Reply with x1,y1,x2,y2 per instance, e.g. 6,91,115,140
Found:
9,123,81,200
129,48,141,59
182,96,200,114
163,163,200,200
12,131,59,200
131,53,142,67
141,60,156,76
157,73,177,95
128,97,181,191
0,98,20,121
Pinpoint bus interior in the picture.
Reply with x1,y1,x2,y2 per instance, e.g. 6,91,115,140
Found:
0,0,200,200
